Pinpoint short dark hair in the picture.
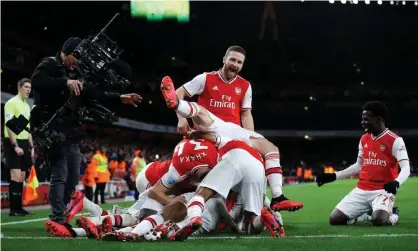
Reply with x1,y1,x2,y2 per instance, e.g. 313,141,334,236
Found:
363,101,388,120
225,45,246,57
17,78,31,88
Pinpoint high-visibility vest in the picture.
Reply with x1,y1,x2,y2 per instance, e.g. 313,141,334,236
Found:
297,167,303,177
94,153,110,183
132,157,146,177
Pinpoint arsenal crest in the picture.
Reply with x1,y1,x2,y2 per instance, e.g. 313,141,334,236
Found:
235,87,242,95
380,144,386,151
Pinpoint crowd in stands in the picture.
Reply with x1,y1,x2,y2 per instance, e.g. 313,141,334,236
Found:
2,124,417,184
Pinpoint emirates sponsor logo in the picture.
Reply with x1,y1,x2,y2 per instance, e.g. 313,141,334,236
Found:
364,151,387,166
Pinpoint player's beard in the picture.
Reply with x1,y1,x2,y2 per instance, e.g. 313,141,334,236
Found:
224,65,238,80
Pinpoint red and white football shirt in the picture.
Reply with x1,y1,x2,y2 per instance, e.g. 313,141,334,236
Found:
160,139,219,189
145,160,172,186
182,71,252,126
356,129,409,191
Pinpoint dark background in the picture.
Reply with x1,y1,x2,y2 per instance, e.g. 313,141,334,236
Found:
1,1,417,180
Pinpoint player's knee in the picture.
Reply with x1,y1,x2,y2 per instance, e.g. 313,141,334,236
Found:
251,138,278,155
371,210,390,226
329,210,347,225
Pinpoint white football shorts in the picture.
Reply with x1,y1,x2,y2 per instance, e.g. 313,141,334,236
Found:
335,187,396,220
198,148,266,216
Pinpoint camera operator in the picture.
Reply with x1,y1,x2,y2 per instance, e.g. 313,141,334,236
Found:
31,37,141,226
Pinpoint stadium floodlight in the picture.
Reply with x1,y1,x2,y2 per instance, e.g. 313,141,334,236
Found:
377,0,383,5
365,0,370,4
341,0,347,4
402,1,406,5
353,0,358,4
329,0,335,3
415,1,418,6
390,0,394,5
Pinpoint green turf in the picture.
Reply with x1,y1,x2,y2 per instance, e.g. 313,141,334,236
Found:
1,179,418,251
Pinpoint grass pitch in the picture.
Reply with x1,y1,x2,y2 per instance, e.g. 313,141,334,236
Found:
1,179,417,251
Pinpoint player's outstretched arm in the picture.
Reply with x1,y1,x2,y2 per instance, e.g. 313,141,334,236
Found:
148,180,175,206
316,157,362,187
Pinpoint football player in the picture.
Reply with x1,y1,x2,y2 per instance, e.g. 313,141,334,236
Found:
316,101,410,226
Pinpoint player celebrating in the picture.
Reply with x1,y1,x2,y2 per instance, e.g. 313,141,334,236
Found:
316,101,410,226
170,139,283,241
46,138,218,238
161,70,303,211
173,46,302,212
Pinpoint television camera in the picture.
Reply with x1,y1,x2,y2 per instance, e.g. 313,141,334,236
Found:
6,13,129,150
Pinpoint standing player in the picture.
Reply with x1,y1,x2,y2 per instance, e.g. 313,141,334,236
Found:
316,101,410,226
165,66,303,211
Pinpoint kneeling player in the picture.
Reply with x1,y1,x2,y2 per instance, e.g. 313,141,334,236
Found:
101,193,231,242
160,76,303,212
316,101,410,226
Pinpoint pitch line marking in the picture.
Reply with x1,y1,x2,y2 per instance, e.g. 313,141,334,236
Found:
1,234,418,240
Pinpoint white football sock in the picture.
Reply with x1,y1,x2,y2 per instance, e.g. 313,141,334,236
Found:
187,195,205,219
132,214,164,236
117,227,134,233
73,227,87,237
83,197,103,216
229,194,243,221
120,214,139,227
176,218,189,229
389,214,399,225
347,213,372,225
357,213,372,223
88,216,105,225
264,152,283,198
248,216,265,234
176,100,200,118
264,197,271,208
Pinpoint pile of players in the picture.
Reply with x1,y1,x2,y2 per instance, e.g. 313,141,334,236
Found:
45,45,410,241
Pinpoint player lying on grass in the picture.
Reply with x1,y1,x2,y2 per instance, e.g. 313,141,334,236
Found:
61,158,174,226
46,138,219,238
316,101,410,226
101,190,283,242
45,160,173,238
161,76,303,212
99,135,284,241
100,192,235,242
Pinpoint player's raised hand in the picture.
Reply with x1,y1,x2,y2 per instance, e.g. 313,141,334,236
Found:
315,173,336,187
177,117,191,135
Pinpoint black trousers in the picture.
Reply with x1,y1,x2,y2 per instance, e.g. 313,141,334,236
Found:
47,143,81,223
84,186,93,201
94,182,106,204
